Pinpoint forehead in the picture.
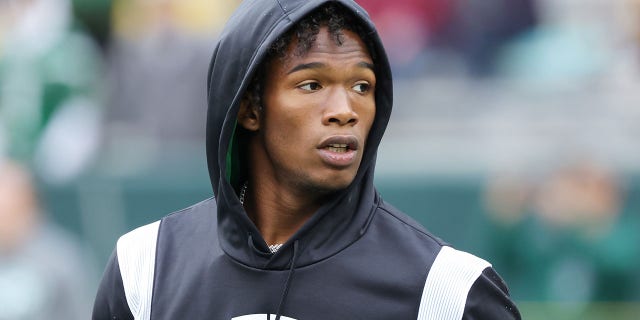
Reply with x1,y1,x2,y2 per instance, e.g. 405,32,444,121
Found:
273,26,372,71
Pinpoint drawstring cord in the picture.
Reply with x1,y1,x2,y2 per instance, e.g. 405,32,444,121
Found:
247,233,274,258
246,233,300,319
275,240,300,320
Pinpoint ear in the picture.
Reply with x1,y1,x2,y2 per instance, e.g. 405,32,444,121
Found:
237,98,261,131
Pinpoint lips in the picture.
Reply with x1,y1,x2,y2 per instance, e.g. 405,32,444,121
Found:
317,135,359,168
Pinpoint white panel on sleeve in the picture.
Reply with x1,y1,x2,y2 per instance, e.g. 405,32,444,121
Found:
417,246,491,320
116,221,160,320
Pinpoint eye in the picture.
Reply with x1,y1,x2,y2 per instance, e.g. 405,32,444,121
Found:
352,82,371,93
298,82,322,91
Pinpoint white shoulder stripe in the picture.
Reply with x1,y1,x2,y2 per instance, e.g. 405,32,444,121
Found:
117,221,160,320
417,246,491,320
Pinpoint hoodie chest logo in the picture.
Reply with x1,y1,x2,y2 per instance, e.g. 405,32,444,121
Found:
232,315,297,320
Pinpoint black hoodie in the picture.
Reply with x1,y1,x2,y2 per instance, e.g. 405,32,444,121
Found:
93,0,521,319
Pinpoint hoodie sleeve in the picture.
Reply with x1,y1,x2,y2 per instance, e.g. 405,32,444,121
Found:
92,249,134,320
462,267,521,320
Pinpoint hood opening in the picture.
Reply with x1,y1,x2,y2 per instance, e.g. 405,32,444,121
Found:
226,121,240,190
221,0,386,197
207,0,393,269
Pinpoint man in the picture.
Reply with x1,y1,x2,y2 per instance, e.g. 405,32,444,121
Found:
93,1,521,319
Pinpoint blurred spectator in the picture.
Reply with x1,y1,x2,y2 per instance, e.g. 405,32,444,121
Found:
495,0,640,88
0,0,104,185
70,0,113,47
0,159,95,319
484,171,531,227
535,162,620,234
482,171,545,300
103,0,238,173
483,161,640,302
357,0,537,77
533,162,639,302
357,0,453,77
448,0,538,77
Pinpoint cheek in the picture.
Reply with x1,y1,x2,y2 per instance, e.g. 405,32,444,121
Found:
262,104,313,152
268,90,320,126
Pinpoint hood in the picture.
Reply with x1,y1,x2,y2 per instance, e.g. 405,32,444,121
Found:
206,0,392,269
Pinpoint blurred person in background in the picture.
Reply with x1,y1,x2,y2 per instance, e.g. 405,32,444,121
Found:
449,0,538,77
356,0,538,78
483,161,640,304
356,0,453,77
103,0,239,173
0,0,104,185
0,159,95,319
495,0,639,87
533,162,640,303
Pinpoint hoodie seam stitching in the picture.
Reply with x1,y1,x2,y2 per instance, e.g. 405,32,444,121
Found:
164,197,215,218
378,206,446,246
244,0,296,75
275,0,289,17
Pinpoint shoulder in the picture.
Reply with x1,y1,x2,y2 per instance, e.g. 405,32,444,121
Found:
118,197,216,242
162,196,217,225
416,246,489,318
463,266,521,319
94,198,217,319
117,196,218,268
415,245,520,319
372,200,521,319
154,197,219,252
116,196,216,273
93,221,161,320
373,200,447,249
113,221,161,320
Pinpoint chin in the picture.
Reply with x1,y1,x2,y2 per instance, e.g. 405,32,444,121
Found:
310,175,356,194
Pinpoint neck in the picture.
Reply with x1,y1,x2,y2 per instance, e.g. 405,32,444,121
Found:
242,180,325,246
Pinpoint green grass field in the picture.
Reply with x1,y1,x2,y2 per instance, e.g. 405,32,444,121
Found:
518,302,640,320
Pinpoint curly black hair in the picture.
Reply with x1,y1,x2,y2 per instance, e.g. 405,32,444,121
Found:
244,2,375,110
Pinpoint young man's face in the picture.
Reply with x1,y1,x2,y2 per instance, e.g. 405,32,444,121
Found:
241,26,376,195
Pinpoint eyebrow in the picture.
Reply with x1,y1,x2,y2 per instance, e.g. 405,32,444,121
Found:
286,61,375,74
358,62,375,72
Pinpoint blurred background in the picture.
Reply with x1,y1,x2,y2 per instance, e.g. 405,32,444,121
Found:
0,0,638,318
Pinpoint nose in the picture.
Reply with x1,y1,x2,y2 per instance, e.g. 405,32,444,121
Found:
322,88,359,126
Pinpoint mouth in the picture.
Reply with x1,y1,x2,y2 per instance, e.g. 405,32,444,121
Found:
318,136,359,152
317,136,359,168
326,143,349,153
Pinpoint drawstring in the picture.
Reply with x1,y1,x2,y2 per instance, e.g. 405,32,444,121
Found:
275,240,300,320
246,233,300,319
247,233,274,258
